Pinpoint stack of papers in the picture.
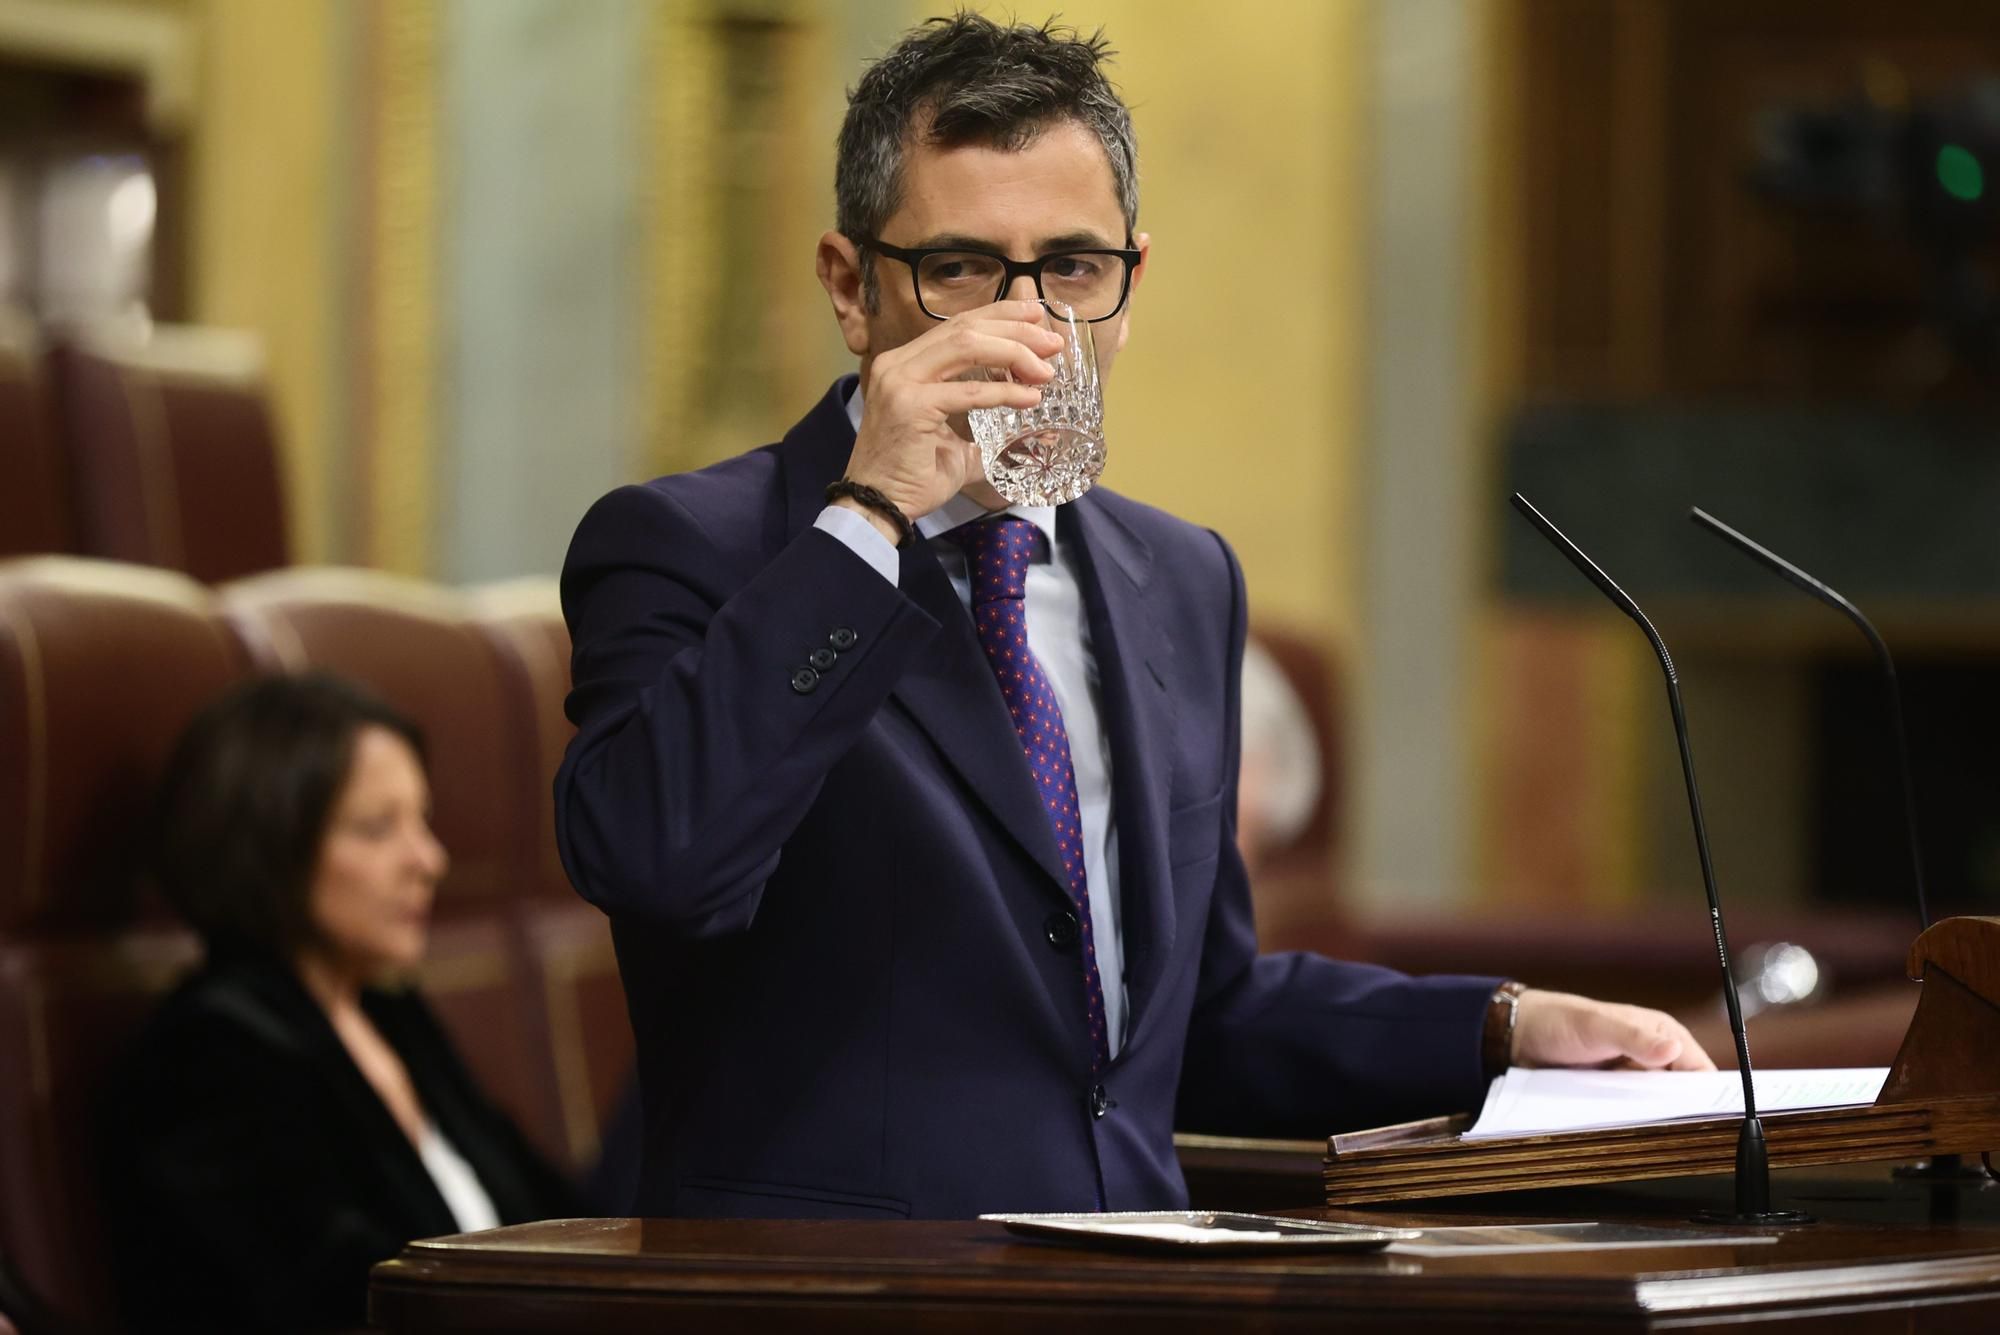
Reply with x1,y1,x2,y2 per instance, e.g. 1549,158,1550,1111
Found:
1386,1223,1779,1255
1464,1067,1889,1141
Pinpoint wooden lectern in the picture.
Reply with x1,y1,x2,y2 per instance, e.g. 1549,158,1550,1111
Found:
1322,917,2000,1206
370,919,2000,1332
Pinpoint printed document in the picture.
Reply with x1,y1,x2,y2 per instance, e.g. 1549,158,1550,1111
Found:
1464,1067,1888,1140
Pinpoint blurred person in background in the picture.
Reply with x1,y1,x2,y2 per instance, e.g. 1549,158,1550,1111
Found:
99,674,575,1333
1236,637,1324,880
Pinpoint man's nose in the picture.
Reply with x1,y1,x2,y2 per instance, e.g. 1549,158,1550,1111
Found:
1001,271,1039,303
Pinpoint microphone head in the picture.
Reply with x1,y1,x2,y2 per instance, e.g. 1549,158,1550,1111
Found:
1511,493,1653,638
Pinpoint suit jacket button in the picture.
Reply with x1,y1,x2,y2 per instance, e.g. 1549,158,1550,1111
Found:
829,626,858,651
808,646,838,671
790,666,820,695
1090,1084,1114,1119
1043,911,1080,952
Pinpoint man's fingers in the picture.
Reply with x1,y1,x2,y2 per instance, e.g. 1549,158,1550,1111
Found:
895,312,1064,379
902,328,1059,386
979,298,1057,323
939,378,1044,414
1665,1021,1717,1071
1516,991,1722,1073
1604,1009,1717,1071
964,314,1066,347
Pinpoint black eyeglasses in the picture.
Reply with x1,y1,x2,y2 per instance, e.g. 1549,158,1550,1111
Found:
857,236,1141,323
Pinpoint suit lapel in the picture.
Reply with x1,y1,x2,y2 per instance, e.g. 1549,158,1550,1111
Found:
779,378,1073,898
1066,497,1179,1043
889,544,1074,893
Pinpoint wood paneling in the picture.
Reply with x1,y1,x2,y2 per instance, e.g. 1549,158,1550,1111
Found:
1506,0,2000,401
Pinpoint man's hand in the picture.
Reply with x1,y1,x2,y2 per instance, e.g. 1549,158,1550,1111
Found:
837,300,1062,539
1512,989,1717,1071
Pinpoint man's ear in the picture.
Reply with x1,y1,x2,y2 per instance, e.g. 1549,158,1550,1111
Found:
817,231,871,356
1111,230,1151,356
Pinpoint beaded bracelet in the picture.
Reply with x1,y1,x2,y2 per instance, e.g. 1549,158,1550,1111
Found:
825,479,914,547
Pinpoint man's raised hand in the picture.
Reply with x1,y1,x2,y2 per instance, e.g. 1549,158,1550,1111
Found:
836,300,1062,539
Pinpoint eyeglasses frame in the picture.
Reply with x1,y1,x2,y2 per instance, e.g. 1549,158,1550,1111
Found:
856,235,1142,323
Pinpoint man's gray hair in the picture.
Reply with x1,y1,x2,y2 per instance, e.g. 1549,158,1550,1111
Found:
836,12,1140,308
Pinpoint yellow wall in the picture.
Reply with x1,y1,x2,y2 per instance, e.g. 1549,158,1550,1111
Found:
941,1,1371,653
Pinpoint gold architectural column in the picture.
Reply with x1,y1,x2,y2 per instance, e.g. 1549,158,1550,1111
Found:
186,0,337,563
639,0,721,479
640,0,840,480
354,0,440,575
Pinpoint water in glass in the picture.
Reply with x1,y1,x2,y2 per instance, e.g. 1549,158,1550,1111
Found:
968,302,1105,507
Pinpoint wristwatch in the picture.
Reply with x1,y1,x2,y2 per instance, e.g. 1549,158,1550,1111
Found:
1481,981,1528,1078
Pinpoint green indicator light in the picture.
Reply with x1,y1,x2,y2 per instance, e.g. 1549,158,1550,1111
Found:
1936,144,1984,202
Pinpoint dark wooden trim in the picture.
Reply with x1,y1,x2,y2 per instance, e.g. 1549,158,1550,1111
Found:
370,1171,2000,1332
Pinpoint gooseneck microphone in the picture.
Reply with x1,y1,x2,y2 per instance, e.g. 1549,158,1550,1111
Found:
1688,507,1930,933
1511,493,1809,1224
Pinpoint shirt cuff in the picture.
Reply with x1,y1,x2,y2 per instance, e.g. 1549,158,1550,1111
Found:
814,504,900,586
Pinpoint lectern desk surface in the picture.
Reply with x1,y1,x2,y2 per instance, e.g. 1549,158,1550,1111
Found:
372,1167,2000,1333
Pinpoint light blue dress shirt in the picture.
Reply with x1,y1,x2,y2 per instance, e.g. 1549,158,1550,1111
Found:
812,386,1128,1057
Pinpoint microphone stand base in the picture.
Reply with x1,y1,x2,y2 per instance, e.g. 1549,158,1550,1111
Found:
1694,1208,1814,1226
1893,1154,1993,1182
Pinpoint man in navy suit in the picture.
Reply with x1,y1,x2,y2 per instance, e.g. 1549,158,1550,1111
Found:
555,13,1711,1220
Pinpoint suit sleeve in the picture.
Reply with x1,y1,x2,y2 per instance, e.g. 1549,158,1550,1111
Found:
1175,530,1502,1138
554,482,940,935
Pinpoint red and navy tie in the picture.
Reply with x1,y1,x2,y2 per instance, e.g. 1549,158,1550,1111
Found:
953,516,1112,1072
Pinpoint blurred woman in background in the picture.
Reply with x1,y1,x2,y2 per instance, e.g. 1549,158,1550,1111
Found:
100,674,575,1332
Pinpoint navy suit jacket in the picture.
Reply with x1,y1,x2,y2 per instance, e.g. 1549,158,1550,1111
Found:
555,377,1499,1219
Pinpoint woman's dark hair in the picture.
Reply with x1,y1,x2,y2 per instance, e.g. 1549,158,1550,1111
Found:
152,672,426,956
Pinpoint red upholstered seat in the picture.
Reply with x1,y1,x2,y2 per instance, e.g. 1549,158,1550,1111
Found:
0,317,75,559
218,568,575,1163
0,558,640,1331
49,324,289,583
470,581,634,1168
517,900,633,1170
469,579,580,904
221,569,535,909
0,558,243,1328
0,930,201,1326
0,559,247,931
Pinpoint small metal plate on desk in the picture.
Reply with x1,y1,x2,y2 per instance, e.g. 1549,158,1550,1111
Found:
981,1210,1420,1252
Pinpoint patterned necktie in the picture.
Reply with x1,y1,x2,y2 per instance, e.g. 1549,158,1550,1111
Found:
953,517,1112,1073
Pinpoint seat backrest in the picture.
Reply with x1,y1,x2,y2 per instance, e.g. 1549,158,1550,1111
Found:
49,324,289,583
518,900,633,1172
468,579,576,903
467,582,634,1171
0,316,76,560
220,569,536,910
219,568,571,1162
0,558,247,933
0,930,200,1329
0,557,242,1327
